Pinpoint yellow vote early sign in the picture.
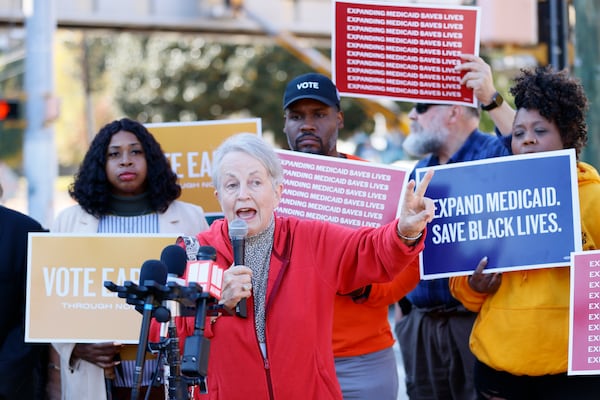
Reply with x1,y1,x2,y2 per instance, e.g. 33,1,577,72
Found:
26,233,178,343
147,118,262,217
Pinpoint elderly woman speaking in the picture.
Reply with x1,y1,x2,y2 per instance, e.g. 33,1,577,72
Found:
180,133,434,399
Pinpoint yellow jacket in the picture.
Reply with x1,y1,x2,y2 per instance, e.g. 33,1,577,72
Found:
450,161,600,375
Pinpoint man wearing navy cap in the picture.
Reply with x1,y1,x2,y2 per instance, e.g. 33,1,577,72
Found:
283,73,347,158
282,72,421,400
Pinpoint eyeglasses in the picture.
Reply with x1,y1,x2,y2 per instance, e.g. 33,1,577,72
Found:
414,103,435,114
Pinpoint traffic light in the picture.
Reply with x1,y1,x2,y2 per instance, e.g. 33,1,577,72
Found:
0,99,20,121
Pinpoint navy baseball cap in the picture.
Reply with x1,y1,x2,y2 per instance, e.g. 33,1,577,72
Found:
283,73,341,110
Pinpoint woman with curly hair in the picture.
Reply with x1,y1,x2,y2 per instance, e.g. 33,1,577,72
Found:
451,66,600,399
47,118,209,400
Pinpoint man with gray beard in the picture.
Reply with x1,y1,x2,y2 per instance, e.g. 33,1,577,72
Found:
395,53,514,400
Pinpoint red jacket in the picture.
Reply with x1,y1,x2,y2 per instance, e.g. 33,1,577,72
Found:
156,215,423,399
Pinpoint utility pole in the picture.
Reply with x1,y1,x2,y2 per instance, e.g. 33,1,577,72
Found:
547,0,569,70
23,0,57,227
537,0,569,70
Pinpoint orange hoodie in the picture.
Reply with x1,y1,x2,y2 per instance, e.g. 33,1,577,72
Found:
332,153,421,357
332,258,420,356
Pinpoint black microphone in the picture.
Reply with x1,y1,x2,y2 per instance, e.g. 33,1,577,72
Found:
132,259,168,400
197,245,217,262
129,260,170,316
161,244,188,284
228,218,248,318
160,245,188,329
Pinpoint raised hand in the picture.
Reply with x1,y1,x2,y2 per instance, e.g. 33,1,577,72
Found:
397,169,435,240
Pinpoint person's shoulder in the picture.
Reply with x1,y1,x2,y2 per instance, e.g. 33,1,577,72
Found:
51,204,94,232
470,130,511,156
410,155,434,174
196,217,226,240
54,203,86,220
578,161,600,189
0,205,43,230
471,129,504,143
167,200,210,232
578,161,600,178
471,129,501,143
276,214,341,235
168,200,207,217
342,153,366,161
276,214,312,227
414,156,432,168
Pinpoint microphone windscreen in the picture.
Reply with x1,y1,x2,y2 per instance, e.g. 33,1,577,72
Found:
160,244,188,277
139,259,168,285
153,306,171,323
228,218,248,240
197,245,217,261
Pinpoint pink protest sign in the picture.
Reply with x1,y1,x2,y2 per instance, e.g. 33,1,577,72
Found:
333,0,480,106
569,250,600,375
275,149,409,229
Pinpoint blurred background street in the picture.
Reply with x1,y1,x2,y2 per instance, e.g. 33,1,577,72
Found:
1,2,598,398
1,0,599,227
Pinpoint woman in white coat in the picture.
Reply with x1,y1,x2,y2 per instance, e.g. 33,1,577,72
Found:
47,118,209,400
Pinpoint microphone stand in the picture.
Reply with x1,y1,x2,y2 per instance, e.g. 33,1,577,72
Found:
165,319,188,400
105,275,232,399
149,322,188,400
103,279,169,400
160,282,221,399
131,290,158,400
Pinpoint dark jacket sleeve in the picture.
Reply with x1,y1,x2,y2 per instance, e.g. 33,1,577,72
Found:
0,206,47,397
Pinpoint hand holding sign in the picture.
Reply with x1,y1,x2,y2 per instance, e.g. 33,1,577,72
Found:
72,342,122,369
456,54,497,105
467,256,502,294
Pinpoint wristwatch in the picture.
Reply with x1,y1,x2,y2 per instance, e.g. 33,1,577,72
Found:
481,91,503,111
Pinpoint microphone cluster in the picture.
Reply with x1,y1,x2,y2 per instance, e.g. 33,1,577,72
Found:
104,243,230,400
104,262,211,317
